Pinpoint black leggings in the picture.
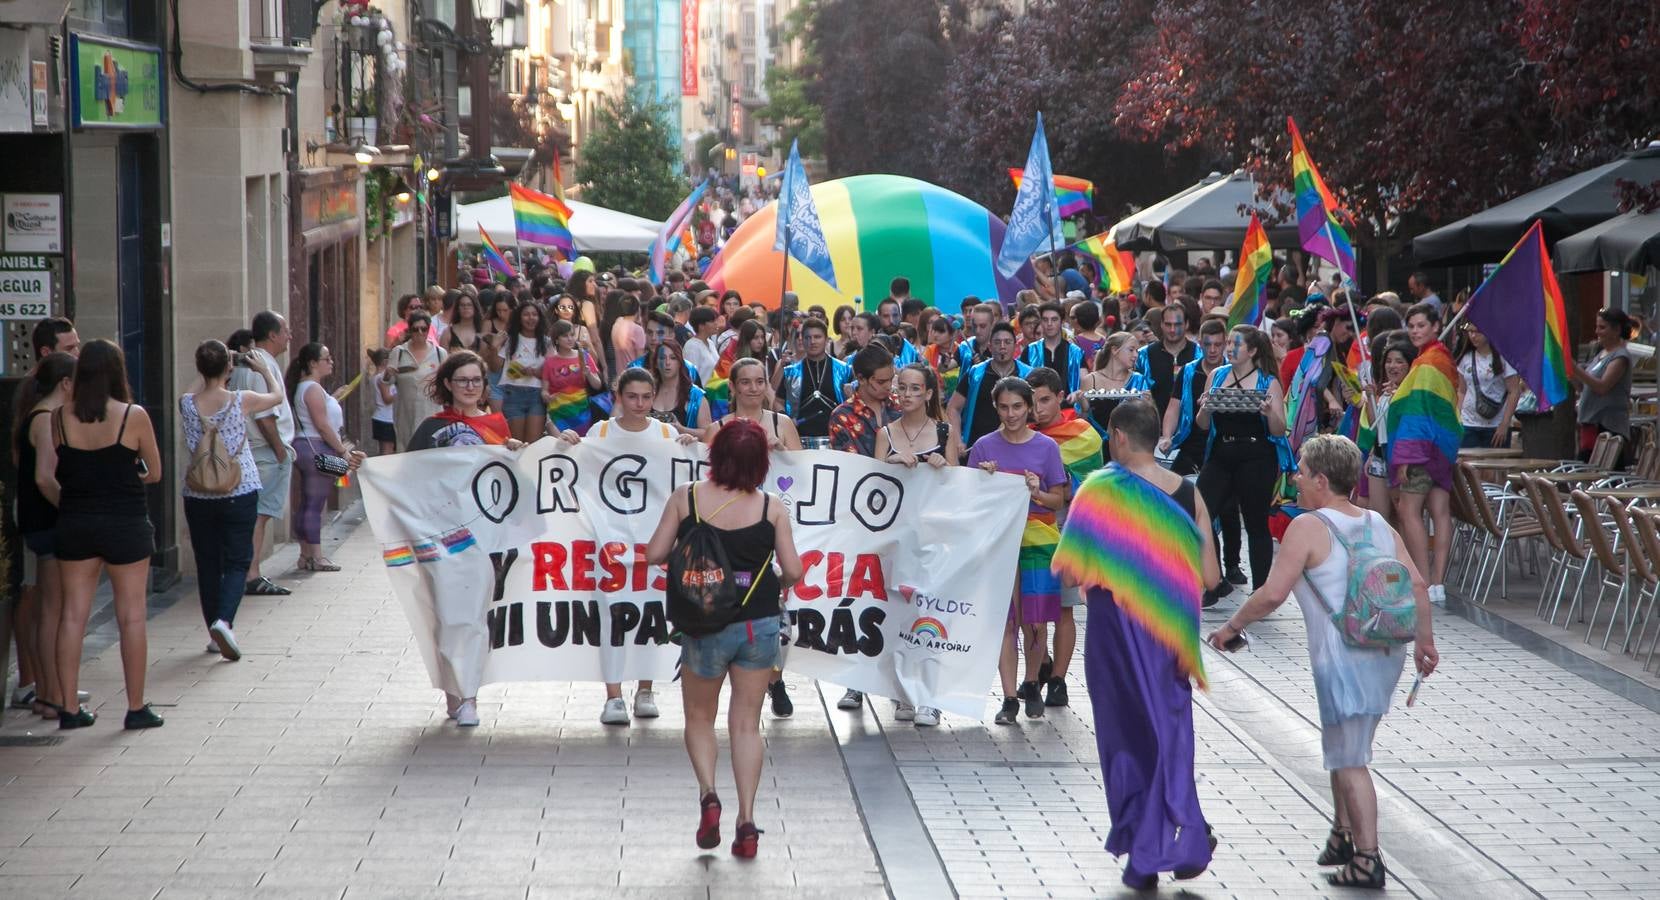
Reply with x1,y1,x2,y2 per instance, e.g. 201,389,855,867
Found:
1198,440,1280,589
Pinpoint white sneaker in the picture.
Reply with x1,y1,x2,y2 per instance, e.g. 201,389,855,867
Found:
10,684,36,709
454,699,480,727
914,707,941,727
600,697,631,725
893,701,916,721
836,689,864,711
633,689,660,719
205,641,220,653
209,620,242,661
445,692,461,720
1428,584,1446,606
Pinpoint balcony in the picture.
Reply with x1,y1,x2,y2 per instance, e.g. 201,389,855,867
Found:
249,0,311,77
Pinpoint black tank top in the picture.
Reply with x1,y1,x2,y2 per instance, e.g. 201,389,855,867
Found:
1171,478,1197,520
1214,370,1271,443
56,405,147,518
14,409,56,533
675,486,781,620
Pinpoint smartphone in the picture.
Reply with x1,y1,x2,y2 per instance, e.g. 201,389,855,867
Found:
1222,630,1249,652
232,352,253,368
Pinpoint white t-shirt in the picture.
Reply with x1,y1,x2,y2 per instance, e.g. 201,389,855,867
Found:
295,380,344,440
501,335,546,388
684,334,721,378
1456,351,1516,428
372,370,396,423
246,347,294,449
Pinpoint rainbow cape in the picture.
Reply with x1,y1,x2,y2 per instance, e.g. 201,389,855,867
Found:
478,225,517,282
1463,220,1572,410
509,183,574,256
1074,232,1136,293
1385,341,1463,488
1038,409,1104,487
1288,117,1356,284
1227,212,1273,329
1010,168,1095,218
1052,464,1207,688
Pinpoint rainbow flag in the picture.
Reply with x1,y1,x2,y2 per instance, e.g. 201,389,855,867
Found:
1288,117,1356,284
922,344,960,396
383,546,414,568
1038,410,1104,487
702,355,732,421
509,183,574,256
1385,341,1463,489
478,225,516,282
1051,464,1206,689
1227,212,1274,329
1285,334,1330,456
1019,513,1063,608
1464,220,1572,410
1010,169,1095,217
545,386,591,433
1074,232,1136,293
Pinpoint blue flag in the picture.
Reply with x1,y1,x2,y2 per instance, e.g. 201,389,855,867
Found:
773,139,838,290
997,112,1063,278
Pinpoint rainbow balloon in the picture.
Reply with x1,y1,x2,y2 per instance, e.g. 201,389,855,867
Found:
705,174,1035,311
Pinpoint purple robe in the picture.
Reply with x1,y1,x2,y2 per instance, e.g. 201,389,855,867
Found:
1084,588,1212,884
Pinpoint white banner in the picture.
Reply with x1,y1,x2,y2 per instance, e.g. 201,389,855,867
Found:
360,430,1027,719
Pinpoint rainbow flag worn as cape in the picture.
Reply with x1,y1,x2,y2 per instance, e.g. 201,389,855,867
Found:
1288,117,1357,284
509,183,574,256
1075,232,1136,293
1020,513,1062,607
1052,463,1207,689
1386,341,1463,488
478,225,517,282
1038,409,1104,487
1010,169,1095,218
1463,220,1572,410
703,348,735,421
1286,334,1331,456
1227,213,1274,329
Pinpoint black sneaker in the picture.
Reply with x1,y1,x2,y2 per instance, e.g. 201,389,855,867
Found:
1202,588,1223,609
1226,566,1248,586
768,680,793,718
994,697,1020,725
1037,658,1054,687
1019,681,1044,719
123,705,164,730
1044,677,1069,707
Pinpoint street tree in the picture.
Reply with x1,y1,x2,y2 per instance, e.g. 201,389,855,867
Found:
573,94,685,220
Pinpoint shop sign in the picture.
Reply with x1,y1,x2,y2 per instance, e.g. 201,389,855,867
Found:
302,182,360,231
3,194,62,253
0,255,52,320
681,0,698,96
69,33,165,129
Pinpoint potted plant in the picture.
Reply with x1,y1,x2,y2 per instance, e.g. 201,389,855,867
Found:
347,88,377,144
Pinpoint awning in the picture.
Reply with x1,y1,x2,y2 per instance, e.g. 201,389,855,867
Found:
1413,145,1660,266
1109,170,1297,253
454,194,663,253
1554,209,1660,274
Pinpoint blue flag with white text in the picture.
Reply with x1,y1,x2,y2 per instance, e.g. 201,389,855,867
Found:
773,139,838,290
997,113,1063,278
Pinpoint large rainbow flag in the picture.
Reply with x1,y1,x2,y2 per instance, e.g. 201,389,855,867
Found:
1009,169,1095,218
1038,410,1104,487
1385,341,1463,489
1288,117,1356,285
509,183,574,256
478,225,516,282
1074,232,1136,293
1052,464,1207,689
1227,213,1274,329
1463,220,1572,410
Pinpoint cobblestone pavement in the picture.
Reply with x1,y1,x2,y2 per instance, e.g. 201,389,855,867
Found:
4,517,1658,898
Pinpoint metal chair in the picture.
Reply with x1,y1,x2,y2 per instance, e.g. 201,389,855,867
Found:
1531,475,1593,626
1629,510,1660,671
1599,497,1651,652
1456,462,1540,602
1569,489,1626,641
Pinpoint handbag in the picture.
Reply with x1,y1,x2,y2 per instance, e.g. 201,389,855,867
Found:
1471,356,1503,420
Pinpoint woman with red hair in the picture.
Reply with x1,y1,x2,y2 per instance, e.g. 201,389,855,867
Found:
647,419,803,859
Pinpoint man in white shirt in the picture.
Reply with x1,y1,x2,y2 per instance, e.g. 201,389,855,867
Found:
239,311,295,596
1408,271,1443,314
683,306,723,377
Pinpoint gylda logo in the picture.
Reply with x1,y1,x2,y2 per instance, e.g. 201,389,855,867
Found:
896,585,975,654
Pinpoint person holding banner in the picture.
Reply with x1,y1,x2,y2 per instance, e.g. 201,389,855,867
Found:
968,377,1069,725
646,419,804,859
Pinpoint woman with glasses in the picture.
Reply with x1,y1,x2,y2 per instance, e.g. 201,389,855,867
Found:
287,343,366,572
390,309,446,451
650,340,712,436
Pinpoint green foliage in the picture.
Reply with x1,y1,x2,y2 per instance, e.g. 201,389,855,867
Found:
755,64,823,157
573,94,686,220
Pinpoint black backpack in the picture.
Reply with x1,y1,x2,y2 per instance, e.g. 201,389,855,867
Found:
666,486,773,637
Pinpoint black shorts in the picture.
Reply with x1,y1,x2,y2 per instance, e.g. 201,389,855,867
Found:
372,419,397,446
55,514,154,566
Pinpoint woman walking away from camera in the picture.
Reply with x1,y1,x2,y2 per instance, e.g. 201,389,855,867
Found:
407,350,527,727
287,343,366,572
647,419,803,860
15,353,76,719
46,340,164,730
180,340,287,660
1208,435,1439,890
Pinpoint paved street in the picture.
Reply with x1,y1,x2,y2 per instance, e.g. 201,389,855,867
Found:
4,509,1659,899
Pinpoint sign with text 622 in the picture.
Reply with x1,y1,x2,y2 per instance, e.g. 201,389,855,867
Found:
0,259,51,320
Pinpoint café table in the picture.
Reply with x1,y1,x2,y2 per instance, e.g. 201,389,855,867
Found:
1457,447,1524,460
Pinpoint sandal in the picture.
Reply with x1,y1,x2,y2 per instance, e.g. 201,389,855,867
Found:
245,577,292,596
299,557,342,572
1317,827,1356,866
1325,849,1386,889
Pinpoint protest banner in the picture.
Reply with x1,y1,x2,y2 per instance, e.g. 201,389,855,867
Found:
359,429,1028,719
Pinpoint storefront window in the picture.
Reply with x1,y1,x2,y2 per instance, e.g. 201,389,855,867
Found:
1613,268,1660,345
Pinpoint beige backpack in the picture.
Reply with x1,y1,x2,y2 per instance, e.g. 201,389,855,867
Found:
183,396,245,494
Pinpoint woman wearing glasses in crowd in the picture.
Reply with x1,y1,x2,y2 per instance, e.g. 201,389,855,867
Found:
287,343,366,573
650,340,712,436
407,350,527,728
553,292,601,371
390,309,446,451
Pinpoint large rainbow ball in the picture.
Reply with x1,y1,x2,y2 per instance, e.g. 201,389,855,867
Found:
705,174,1035,312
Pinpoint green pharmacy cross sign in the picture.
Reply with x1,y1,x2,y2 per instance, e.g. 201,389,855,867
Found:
69,33,165,129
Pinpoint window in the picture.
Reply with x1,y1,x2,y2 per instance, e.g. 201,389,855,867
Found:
248,0,284,44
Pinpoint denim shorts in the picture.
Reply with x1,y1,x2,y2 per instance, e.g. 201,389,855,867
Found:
680,616,782,679
23,529,55,558
500,384,544,419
